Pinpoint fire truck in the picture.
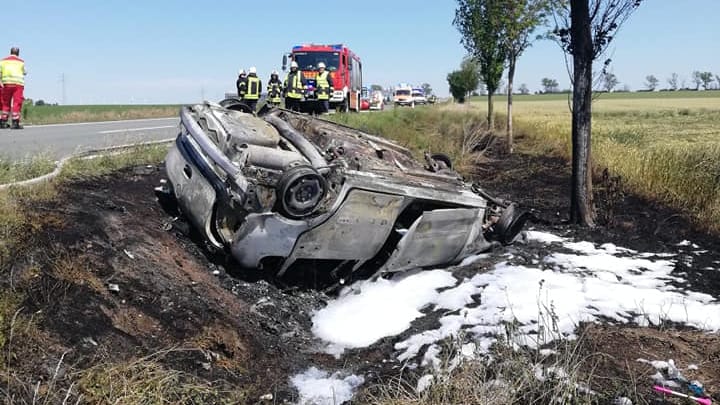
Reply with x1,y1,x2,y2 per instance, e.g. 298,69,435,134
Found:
282,44,362,112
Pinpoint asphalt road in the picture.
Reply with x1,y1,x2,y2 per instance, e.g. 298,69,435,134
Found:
0,117,179,161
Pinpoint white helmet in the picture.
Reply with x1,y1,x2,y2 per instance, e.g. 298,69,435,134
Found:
290,61,298,68
248,66,257,74
317,62,326,69
271,70,278,75
238,69,246,75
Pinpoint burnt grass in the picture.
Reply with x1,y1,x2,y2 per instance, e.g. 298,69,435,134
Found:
1,147,719,403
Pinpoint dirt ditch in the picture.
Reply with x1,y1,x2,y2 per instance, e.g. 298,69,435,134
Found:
2,148,719,403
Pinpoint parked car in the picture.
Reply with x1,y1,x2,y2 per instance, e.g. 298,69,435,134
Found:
360,98,370,110
427,94,438,104
412,89,427,105
157,100,529,279
369,90,384,110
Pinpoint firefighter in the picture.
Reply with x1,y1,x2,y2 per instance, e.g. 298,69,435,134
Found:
316,62,334,113
0,47,26,129
244,66,261,111
283,61,305,112
266,70,282,107
236,69,247,100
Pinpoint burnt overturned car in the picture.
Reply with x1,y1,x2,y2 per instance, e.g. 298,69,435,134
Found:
157,100,528,278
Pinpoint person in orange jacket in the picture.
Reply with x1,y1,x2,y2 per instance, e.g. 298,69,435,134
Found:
0,47,27,129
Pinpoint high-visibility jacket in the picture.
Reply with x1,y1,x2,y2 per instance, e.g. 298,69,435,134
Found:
0,56,25,86
284,70,305,99
236,76,247,98
316,70,333,100
245,75,261,100
267,78,282,103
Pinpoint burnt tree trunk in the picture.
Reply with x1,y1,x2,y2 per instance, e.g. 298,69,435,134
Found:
487,92,495,129
570,0,596,226
506,57,516,154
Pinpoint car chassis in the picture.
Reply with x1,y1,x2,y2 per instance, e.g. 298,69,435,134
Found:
158,100,528,278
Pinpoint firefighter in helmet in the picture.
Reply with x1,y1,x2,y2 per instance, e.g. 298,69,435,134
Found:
267,70,282,107
283,61,305,112
244,66,261,111
236,69,247,100
316,62,334,113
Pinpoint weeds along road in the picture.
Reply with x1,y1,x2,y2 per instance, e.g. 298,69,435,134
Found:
0,117,178,161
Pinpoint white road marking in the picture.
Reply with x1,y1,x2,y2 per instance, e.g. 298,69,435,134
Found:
98,125,176,134
24,117,177,128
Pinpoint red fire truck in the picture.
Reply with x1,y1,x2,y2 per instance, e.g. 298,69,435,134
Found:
282,44,362,112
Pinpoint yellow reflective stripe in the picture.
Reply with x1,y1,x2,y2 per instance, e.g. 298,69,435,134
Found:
284,72,304,98
245,77,260,99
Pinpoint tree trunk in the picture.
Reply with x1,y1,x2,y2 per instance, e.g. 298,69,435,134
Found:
570,0,596,227
487,92,494,130
506,57,516,154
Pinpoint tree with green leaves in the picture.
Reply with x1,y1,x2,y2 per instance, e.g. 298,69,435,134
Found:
667,73,678,91
644,75,658,91
692,71,703,90
541,77,559,93
698,71,714,90
501,0,551,153
519,83,530,94
552,0,642,227
453,0,506,128
447,57,480,103
421,83,433,96
602,72,619,92
370,84,383,92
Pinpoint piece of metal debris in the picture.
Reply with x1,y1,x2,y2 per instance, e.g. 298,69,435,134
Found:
123,249,135,259
107,283,120,293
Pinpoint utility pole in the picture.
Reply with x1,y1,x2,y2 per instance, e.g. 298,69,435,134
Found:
60,73,66,105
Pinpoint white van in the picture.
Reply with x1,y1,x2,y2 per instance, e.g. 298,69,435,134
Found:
393,86,414,107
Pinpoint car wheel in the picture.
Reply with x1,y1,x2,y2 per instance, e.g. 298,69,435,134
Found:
493,203,531,245
430,153,453,170
219,98,254,114
275,165,327,219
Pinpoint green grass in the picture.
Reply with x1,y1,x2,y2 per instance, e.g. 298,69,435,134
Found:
331,91,720,232
22,104,180,125
0,155,56,184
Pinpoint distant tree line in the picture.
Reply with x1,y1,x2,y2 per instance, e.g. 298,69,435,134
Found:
535,70,720,94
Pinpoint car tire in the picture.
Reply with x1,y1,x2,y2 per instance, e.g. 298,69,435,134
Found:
493,203,531,245
219,98,254,114
430,153,453,170
275,165,327,219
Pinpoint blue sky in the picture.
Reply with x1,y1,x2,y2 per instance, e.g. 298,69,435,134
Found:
5,0,719,104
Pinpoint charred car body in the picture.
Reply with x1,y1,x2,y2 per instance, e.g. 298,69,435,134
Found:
158,100,528,278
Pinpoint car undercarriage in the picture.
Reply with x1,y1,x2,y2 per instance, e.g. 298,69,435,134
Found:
157,100,529,280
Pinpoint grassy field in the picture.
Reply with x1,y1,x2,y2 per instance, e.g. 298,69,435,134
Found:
22,104,180,125
331,91,720,232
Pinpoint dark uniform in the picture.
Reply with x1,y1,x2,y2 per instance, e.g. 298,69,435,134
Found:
283,63,306,112
267,71,283,107
236,71,247,100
